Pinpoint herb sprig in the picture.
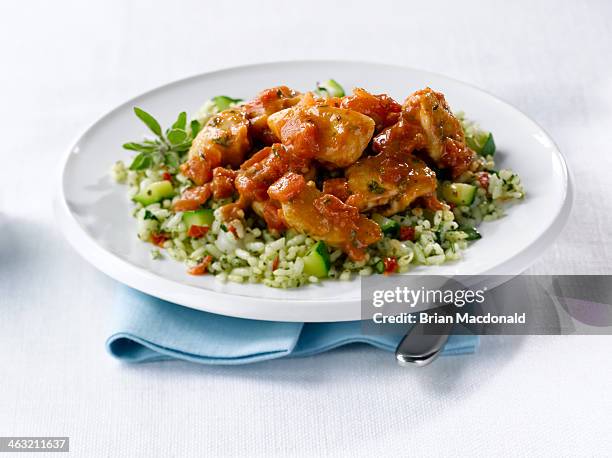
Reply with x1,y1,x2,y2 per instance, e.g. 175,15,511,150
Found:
124,107,202,171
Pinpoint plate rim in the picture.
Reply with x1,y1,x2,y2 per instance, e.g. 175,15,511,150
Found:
55,59,574,322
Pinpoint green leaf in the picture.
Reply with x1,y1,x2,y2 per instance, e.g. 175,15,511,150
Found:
460,226,482,241
466,131,495,157
134,107,163,138
167,128,188,145
190,119,201,137
172,143,192,154
123,142,157,153
212,95,243,111
164,151,180,168
129,152,153,170
172,111,187,130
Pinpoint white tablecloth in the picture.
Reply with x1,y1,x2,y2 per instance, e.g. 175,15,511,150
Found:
1,0,611,456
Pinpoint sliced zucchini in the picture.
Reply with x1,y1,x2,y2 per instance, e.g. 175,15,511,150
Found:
466,131,496,156
182,209,214,230
133,180,175,206
460,226,482,241
316,79,345,98
372,213,400,237
303,241,331,278
442,183,477,206
212,95,243,111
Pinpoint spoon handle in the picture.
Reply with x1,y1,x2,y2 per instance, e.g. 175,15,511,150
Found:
395,319,454,367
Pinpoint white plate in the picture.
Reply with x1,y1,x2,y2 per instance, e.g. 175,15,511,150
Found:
56,61,572,322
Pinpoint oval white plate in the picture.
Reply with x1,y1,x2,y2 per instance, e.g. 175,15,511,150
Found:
57,61,572,322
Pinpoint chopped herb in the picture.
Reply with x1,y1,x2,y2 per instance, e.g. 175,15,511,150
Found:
368,180,386,194
460,226,482,241
150,249,163,260
143,210,158,221
212,134,232,147
220,224,228,232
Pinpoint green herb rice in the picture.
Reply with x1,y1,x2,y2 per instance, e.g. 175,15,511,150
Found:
111,89,525,288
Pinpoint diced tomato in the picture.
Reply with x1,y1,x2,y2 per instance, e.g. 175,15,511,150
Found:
262,200,286,232
477,172,490,190
211,167,237,199
187,255,213,276
228,225,239,238
187,225,209,238
322,178,351,201
340,88,402,131
272,255,279,271
162,172,173,182
383,257,398,274
172,185,212,212
267,172,306,203
399,226,415,241
180,155,215,186
420,194,445,211
150,232,168,247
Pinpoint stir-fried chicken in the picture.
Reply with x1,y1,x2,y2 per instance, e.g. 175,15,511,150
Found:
268,173,382,261
243,86,302,144
173,185,212,212
181,109,251,185
175,85,473,262
340,88,402,132
345,152,437,216
403,87,474,177
219,143,312,223
322,177,351,202
267,95,375,168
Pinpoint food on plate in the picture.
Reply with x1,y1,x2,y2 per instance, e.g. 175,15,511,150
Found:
112,80,525,288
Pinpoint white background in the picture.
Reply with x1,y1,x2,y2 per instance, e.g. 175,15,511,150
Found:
1,0,612,456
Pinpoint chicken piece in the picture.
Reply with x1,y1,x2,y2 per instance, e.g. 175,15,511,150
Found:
269,173,382,261
243,86,302,144
345,151,437,216
372,111,426,156
348,117,434,214
322,178,351,202
340,88,401,132
172,184,212,212
252,200,287,233
211,167,236,200
181,109,251,185
267,100,375,168
218,143,312,222
403,87,474,178
235,144,311,202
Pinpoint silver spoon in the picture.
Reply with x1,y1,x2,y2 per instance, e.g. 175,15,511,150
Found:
395,317,454,366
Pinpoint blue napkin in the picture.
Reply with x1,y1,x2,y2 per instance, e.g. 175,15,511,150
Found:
107,287,478,364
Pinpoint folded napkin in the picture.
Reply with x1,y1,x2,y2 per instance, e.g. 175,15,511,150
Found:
107,287,478,364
